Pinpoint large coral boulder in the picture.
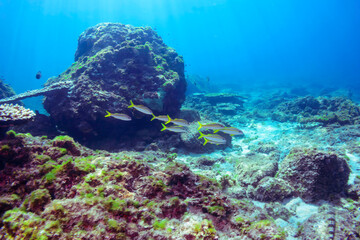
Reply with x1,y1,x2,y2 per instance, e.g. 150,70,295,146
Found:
277,148,350,202
44,23,186,141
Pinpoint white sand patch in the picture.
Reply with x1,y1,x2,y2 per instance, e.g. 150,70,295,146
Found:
346,151,360,185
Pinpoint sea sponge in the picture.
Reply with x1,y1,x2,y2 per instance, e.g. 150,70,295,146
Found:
0,103,35,127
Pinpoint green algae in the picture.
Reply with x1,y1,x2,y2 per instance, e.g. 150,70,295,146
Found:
74,156,96,173
1,144,10,151
105,197,127,213
2,209,46,239
52,135,74,142
153,218,168,230
5,130,16,137
42,157,73,183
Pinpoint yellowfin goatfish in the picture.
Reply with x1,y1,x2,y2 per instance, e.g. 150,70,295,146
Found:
165,115,189,127
197,122,225,131
105,111,131,121
198,131,226,146
128,100,153,115
161,123,187,133
151,113,169,122
214,127,243,136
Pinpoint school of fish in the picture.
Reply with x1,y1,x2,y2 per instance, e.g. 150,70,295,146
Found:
105,100,244,146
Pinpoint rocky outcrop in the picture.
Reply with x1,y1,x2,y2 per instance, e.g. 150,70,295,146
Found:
0,77,15,100
0,132,284,240
183,92,246,120
43,23,186,142
277,148,350,202
272,96,360,125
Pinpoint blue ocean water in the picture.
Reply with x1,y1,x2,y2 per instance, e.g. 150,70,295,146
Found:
0,0,359,95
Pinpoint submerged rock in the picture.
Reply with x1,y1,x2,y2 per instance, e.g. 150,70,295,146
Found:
0,77,16,100
272,96,360,126
43,23,186,143
277,148,350,202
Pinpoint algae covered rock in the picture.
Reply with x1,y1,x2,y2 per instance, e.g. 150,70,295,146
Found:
235,153,278,187
272,96,360,125
44,23,186,141
250,177,294,202
0,131,31,169
277,148,350,202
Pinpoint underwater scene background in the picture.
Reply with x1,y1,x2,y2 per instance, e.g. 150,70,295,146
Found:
0,0,360,239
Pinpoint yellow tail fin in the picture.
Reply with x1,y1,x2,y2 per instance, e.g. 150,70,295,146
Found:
160,123,167,131
203,138,208,146
198,131,205,139
128,100,135,108
105,111,112,117
197,121,203,131
165,115,172,125
151,113,156,121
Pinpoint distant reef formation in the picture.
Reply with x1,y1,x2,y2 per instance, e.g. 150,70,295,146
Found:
43,23,186,141
0,77,16,100
272,96,360,126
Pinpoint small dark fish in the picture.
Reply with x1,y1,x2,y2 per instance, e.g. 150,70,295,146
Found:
36,71,42,79
206,76,210,82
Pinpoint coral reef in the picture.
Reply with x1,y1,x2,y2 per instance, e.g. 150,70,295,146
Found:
0,132,287,239
43,23,186,144
0,104,35,126
0,104,36,137
11,113,60,139
272,96,360,126
183,92,246,120
0,77,16,100
276,148,350,202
